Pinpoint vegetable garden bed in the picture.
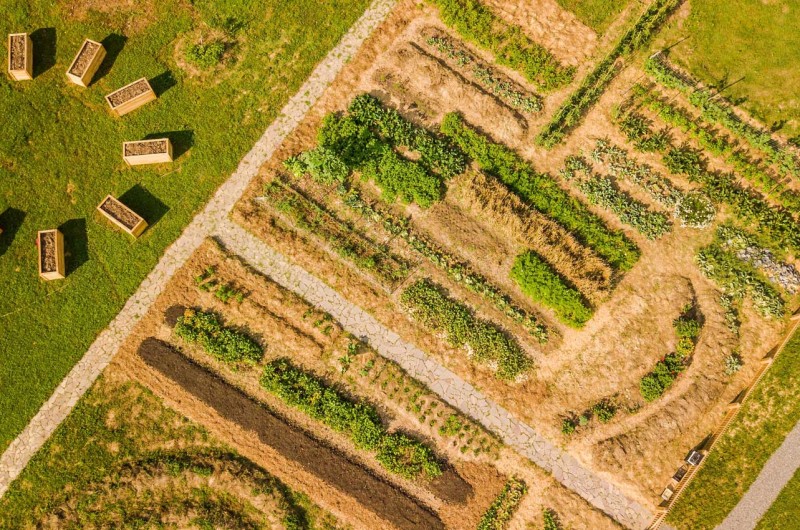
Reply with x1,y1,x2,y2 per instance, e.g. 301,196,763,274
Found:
97,195,148,238
123,138,173,165
7,33,32,81
37,229,65,280
66,39,105,87
105,77,157,116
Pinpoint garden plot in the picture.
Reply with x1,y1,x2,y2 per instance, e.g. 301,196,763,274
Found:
229,0,795,509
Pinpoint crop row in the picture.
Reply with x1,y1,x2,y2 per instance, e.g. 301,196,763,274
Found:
716,224,800,294
511,251,593,327
174,309,262,365
442,113,640,271
426,0,574,91
697,243,786,319
535,0,682,147
476,476,528,530
631,84,800,212
645,55,800,178
341,186,549,341
263,178,409,286
260,357,442,479
424,34,542,113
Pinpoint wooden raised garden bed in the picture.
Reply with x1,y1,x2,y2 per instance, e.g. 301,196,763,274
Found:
7,33,32,81
37,229,65,280
123,138,173,165
66,38,106,87
105,77,156,116
97,195,147,237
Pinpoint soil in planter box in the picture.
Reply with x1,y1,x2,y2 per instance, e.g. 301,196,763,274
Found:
125,140,168,157
40,232,57,273
100,198,141,230
69,41,99,77
107,79,151,107
10,35,25,70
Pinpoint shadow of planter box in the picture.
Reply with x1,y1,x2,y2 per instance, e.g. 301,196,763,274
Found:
66,38,106,87
123,138,173,165
97,195,148,237
37,229,65,280
105,77,156,116
7,33,33,81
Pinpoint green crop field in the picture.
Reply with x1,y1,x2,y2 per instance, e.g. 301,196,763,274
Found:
667,0,800,139
756,467,800,530
0,0,370,453
667,326,800,529
554,0,632,34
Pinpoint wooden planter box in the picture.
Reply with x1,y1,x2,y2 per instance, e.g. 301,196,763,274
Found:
7,33,32,81
66,38,106,87
105,78,156,116
123,138,173,165
37,229,65,280
97,195,147,237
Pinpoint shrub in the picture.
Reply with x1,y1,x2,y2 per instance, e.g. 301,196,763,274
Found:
284,147,348,184
543,509,564,530
724,352,743,376
400,279,533,380
174,309,262,364
592,400,617,423
640,352,686,402
674,192,715,229
561,418,576,436
442,113,640,271
511,251,593,327
185,40,226,68
260,358,442,478
476,477,528,530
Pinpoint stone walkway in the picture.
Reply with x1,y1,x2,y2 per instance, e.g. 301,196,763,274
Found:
0,0,397,499
717,421,800,530
215,219,655,530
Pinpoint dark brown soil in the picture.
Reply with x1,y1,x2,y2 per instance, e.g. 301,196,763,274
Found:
124,139,168,157
137,338,445,530
39,232,57,273
100,198,141,230
107,79,150,107
69,41,100,77
10,35,25,70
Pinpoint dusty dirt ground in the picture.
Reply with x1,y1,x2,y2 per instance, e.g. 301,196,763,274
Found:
227,0,795,510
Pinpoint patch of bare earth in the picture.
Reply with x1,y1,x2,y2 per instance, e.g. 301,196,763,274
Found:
58,0,163,34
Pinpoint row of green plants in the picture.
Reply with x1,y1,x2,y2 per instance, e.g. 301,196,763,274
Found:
174,308,263,365
717,224,800,292
425,35,543,113
697,243,786,319
510,251,593,327
260,357,442,480
426,0,574,91
617,110,670,153
194,266,247,304
644,54,800,178
639,304,701,401
340,186,549,341
534,0,682,147
630,84,800,212
441,113,640,270
476,476,528,530
561,398,617,435
264,178,409,286
400,279,533,381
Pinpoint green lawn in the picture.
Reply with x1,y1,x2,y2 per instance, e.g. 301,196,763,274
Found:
756,467,800,530
554,0,631,34
666,325,800,529
669,0,800,138
0,0,370,453
0,374,341,528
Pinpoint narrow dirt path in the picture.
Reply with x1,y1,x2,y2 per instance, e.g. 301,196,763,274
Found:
215,219,654,530
0,0,398,499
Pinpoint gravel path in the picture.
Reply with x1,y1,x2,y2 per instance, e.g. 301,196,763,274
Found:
216,218,655,530
716,421,800,530
0,0,397,499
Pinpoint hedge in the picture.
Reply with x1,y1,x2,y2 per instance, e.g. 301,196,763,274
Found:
174,309,263,364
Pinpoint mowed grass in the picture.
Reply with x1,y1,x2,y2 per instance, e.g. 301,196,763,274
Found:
669,0,800,138
667,325,800,529
756,467,800,530
554,0,631,34
0,0,370,453
0,375,338,528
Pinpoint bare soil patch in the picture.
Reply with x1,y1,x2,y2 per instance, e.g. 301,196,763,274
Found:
107,79,150,107
68,41,99,77
9,35,25,70
124,140,168,157
99,198,140,230
39,232,57,273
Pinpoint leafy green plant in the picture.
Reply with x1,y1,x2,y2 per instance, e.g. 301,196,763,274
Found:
401,279,533,380
675,192,716,229
511,251,593,327
185,40,226,68
640,352,686,402
284,147,349,184
560,418,576,436
174,309,262,364
724,352,743,376
592,400,617,423
543,508,563,530
476,476,527,530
